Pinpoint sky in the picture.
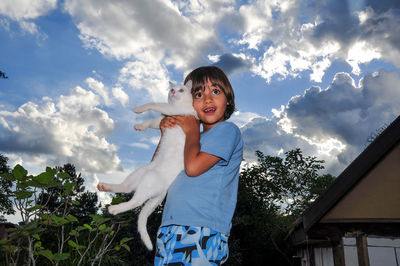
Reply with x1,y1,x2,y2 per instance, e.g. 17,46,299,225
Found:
1,0,400,214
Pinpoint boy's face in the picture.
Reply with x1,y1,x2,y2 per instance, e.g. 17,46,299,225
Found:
192,79,228,131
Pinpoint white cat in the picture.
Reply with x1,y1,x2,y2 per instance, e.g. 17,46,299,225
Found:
97,80,196,250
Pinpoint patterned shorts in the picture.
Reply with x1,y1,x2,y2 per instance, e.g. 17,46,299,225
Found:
154,225,229,265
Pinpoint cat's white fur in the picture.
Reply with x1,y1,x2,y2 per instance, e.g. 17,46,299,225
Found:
97,80,196,250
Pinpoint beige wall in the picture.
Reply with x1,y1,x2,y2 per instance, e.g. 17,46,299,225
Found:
321,143,400,222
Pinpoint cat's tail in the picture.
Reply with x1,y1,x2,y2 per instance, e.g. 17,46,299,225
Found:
138,193,166,250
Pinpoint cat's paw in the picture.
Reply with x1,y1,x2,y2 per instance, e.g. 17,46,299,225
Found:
134,105,147,113
134,123,145,131
108,205,121,215
97,183,109,192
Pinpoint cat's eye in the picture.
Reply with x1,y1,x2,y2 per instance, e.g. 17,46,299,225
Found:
178,89,184,92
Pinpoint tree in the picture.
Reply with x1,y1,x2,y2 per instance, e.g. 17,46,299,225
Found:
227,148,335,265
101,193,164,265
0,154,14,221
0,164,131,265
37,163,100,224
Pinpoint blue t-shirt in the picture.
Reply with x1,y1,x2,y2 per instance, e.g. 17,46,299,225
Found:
161,121,243,235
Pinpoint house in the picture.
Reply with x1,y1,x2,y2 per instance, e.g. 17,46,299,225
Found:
287,115,400,266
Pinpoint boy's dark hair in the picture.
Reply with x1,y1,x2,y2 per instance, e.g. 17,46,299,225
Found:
184,66,235,120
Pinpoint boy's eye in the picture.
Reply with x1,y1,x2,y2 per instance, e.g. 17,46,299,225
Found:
194,92,203,99
212,88,221,95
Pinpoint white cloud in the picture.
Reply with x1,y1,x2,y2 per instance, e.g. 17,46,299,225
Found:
3,153,23,169
117,55,170,103
85,77,131,107
346,41,381,75
252,26,341,82
64,0,221,70
61,0,400,89
233,1,400,83
241,70,400,175
237,0,278,50
129,142,151,150
86,173,112,204
0,85,121,173
86,77,111,106
0,0,57,34
19,20,40,35
0,18,10,31
0,0,57,20
310,57,332,82
358,7,400,68
230,110,261,128
112,87,130,107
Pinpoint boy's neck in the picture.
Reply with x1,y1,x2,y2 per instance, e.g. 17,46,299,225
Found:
202,120,225,132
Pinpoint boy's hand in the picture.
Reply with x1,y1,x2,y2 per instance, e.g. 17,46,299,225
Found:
173,115,199,135
160,115,199,135
160,116,176,134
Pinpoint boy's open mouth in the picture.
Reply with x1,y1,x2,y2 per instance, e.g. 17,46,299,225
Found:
203,107,216,113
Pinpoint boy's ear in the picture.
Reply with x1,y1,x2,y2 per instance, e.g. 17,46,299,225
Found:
184,80,192,89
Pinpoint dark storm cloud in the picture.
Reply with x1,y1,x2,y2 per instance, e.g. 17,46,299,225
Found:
285,74,364,145
360,8,400,51
365,0,400,13
0,134,56,154
285,70,400,148
240,117,316,162
212,53,252,75
241,70,400,174
309,0,360,45
305,0,400,61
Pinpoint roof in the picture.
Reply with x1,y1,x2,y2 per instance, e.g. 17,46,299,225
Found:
291,115,400,235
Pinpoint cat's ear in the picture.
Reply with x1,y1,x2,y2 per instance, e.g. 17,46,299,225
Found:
169,81,174,87
184,80,192,89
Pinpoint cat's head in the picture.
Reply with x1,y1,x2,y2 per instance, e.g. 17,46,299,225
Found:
167,80,193,104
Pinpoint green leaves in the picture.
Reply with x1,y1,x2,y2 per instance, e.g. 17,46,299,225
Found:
57,172,70,179
15,190,34,200
69,230,79,237
68,240,78,248
66,214,78,223
117,237,133,252
63,182,75,195
12,164,28,180
120,237,133,245
6,164,63,191
240,148,335,216
35,172,53,184
98,224,107,231
37,249,54,263
90,214,110,225
67,239,85,250
230,148,337,264
111,196,124,205
0,172,15,181
0,162,131,265
54,253,70,261
50,214,69,226
83,223,93,231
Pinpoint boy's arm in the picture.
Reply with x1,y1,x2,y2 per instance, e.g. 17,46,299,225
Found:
183,126,220,177
167,115,220,177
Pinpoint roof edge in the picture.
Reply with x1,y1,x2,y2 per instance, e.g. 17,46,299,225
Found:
301,115,400,231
